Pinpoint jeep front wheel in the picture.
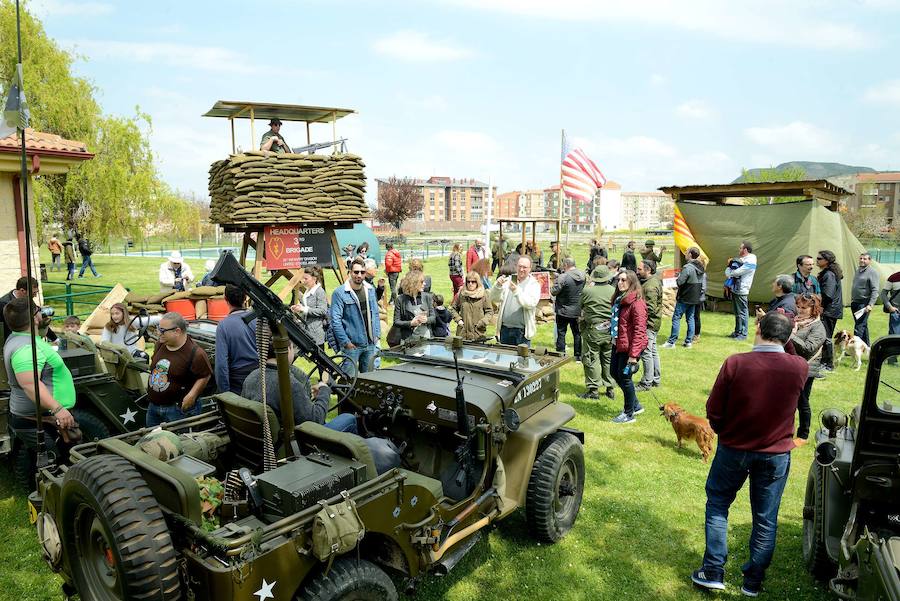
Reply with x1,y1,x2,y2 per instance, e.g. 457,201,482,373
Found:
526,432,585,543
802,462,836,579
298,557,397,601
60,454,182,600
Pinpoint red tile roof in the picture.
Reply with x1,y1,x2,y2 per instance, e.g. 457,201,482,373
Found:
857,172,900,183
0,128,92,158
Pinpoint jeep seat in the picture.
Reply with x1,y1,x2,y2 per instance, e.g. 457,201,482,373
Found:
215,392,281,473
97,342,146,392
295,421,377,481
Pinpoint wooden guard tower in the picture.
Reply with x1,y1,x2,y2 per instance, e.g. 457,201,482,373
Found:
203,101,361,302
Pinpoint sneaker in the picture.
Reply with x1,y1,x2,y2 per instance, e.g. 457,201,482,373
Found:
576,391,599,399
604,388,615,399
683,341,693,348
691,569,726,591
734,336,747,341
633,403,645,415
727,333,739,338
611,412,635,424
740,579,761,597
651,382,661,388
635,383,652,392
821,365,834,372
662,341,676,349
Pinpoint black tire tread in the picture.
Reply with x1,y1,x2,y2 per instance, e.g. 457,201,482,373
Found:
298,557,397,601
62,454,182,600
802,463,836,580
525,431,585,543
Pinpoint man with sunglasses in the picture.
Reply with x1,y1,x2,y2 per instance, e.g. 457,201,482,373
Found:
147,312,212,427
331,256,381,374
791,255,819,297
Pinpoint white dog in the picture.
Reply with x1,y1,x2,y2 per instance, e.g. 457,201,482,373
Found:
835,330,870,371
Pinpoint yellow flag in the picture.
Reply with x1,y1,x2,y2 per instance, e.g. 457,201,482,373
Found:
673,205,709,263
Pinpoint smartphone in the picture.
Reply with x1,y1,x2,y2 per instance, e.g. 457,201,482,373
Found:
511,274,518,284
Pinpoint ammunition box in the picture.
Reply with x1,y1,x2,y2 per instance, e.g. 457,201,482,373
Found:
256,452,366,519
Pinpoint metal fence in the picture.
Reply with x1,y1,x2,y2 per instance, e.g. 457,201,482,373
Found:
42,280,120,320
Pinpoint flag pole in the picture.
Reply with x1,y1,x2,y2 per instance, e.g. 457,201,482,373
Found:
14,0,47,471
558,129,565,258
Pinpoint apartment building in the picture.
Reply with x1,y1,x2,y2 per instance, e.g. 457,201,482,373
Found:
850,172,900,224
376,176,494,227
621,190,673,230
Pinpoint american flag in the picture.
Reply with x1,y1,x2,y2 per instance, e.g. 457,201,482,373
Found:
561,131,606,202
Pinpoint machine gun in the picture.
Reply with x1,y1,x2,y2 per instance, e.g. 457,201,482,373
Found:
450,337,475,492
291,138,348,155
208,251,357,454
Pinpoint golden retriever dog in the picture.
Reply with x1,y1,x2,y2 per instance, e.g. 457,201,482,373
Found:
834,329,870,371
659,402,715,462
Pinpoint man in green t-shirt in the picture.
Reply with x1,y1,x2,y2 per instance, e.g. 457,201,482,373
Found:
3,297,76,448
260,118,290,154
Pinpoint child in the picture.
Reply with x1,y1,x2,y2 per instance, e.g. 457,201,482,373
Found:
432,294,453,338
59,315,97,352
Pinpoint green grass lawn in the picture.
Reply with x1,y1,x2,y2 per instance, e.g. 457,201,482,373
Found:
2,247,874,600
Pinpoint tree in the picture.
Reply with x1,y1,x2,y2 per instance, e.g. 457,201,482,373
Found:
739,165,807,205
0,1,196,242
374,176,423,232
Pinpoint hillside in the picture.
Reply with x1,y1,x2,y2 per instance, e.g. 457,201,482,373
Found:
733,161,875,182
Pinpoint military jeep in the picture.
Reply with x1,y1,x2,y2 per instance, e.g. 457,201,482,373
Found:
802,335,900,601
28,251,585,600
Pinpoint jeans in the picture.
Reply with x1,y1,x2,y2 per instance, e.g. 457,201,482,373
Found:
693,302,704,337
610,349,638,415
797,377,814,439
326,412,358,433
639,330,661,386
851,301,871,345
499,325,529,346
889,312,900,364
555,315,582,357
667,302,697,344
78,255,98,277
387,272,399,304
66,262,75,280
50,254,61,271
702,444,791,586
342,343,377,374
732,294,749,337
820,315,837,368
146,401,203,428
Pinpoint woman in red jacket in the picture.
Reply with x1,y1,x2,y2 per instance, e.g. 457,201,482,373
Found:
610,270,649,423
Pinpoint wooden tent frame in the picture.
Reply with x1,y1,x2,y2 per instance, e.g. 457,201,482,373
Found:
497,217,568,259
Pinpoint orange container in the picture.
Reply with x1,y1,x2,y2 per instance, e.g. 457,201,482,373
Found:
164,298,196,320
206,298,229,322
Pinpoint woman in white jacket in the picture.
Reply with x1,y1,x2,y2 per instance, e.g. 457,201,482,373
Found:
101,303,160,358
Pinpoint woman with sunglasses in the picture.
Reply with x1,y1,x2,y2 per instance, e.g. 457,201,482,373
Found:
610,271,648,424
816,250,843,371
393,271,435,343
449,271,494,341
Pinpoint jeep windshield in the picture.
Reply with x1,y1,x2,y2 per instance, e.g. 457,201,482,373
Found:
385,340,560,376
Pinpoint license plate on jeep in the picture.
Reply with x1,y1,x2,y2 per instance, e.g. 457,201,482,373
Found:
27,500,38,525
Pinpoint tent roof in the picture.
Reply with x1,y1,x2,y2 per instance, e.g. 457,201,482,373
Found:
202,101,356,123
659,180,850,209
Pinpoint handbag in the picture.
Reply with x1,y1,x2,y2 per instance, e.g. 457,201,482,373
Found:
311,491,365,561
386,324,402,347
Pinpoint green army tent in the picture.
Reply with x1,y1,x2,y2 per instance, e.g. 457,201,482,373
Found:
677,200,875,304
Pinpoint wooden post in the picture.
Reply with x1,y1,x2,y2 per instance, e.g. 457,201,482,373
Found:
306,121,311,146
253,228,265,281
329,229,348,284
230,118,236,154
249,107,256,151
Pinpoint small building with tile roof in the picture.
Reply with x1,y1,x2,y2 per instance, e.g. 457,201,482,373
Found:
0,128,93,294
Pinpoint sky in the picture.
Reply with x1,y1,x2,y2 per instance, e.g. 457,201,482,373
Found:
25,0,900,204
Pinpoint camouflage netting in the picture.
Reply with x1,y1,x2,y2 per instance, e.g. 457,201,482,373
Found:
208,151,369,224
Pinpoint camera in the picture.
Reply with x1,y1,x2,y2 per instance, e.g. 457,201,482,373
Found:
40,306,55,318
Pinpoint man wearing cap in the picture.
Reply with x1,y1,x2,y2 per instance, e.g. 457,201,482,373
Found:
159,251,194,293
579,266,616,400
640,240,665,265
260,118,290,154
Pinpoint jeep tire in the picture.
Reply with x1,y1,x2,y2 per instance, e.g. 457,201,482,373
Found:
802,462,836,579
60,454,182,600
70,408,111,442
526,431,585,543
298,557,397,601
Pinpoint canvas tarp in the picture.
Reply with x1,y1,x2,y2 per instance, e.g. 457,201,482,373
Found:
677,200,879,304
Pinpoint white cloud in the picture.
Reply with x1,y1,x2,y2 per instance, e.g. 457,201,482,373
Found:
442,0,872,50
373,30,474,62
63,39,310,76
649,73,668,87
676,99,715,119
863,80,900,106
581,134,677,158
31,0,113,17
744,121,840,155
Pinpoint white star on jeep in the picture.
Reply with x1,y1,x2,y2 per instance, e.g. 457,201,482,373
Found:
120,407,137,425
254,579,275,601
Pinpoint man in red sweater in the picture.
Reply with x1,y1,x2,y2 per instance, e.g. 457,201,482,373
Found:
692,312,807,597
384,243,402,305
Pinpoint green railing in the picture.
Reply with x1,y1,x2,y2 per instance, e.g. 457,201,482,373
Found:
42,280,121,320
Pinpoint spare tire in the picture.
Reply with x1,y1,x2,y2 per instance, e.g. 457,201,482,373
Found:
60,454,182,600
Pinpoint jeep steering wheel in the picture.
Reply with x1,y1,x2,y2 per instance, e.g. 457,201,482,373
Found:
122,313,149,347
305,351,358,411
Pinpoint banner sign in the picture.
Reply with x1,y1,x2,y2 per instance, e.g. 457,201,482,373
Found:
264,225,334,270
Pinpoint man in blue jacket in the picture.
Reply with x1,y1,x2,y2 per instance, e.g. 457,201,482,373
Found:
331,256,381,374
